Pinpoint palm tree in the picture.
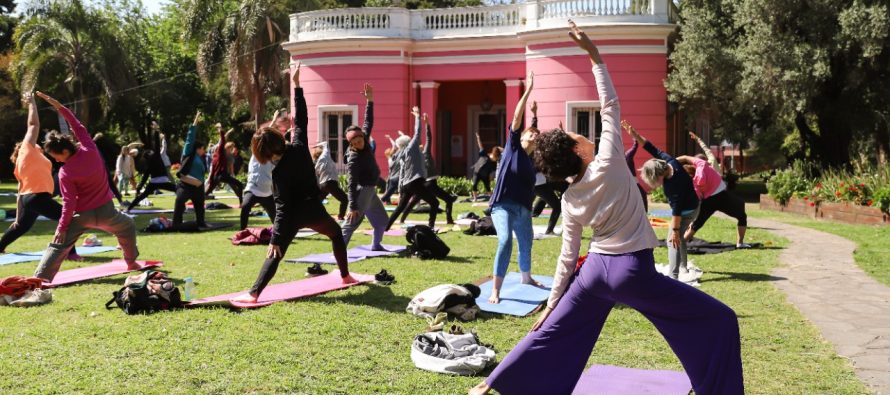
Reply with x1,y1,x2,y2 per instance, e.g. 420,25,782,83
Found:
182,0,302,130
12,0,135,126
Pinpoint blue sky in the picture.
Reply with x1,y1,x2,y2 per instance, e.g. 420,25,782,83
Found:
140,0,168,15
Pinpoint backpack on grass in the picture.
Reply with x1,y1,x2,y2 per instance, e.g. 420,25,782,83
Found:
105,270,182,314
406,225,450,260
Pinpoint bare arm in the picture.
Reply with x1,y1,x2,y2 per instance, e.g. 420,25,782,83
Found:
511,71,534,132
23,93,39,145
690,131,719,168
475,132,483,150
569,19,603,65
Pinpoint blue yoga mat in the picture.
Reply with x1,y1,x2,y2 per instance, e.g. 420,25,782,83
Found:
475,272,553,316
649,209,673,218
0,245,118,266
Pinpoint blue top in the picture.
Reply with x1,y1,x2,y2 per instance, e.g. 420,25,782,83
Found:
181,125,206,182
642,141,699,215
490,126,535,209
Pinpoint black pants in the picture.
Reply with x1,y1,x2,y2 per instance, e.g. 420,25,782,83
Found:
387,178,439,230
404,178,456,223
127,182,177,211
381,177,399,204
205,172,244,204
0,193,77,256
249,202,348,296
318,180,348,219
472,173,492,193
532,183,562,234
174,182,206,227
691,190,747,232
240,191,276,230
637,183,649,213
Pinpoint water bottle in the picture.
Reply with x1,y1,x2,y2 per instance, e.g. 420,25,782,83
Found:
183,277,196,301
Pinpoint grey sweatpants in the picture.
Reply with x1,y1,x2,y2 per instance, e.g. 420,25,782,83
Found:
34,201,139,281
668,205,699,279
341,185,387,248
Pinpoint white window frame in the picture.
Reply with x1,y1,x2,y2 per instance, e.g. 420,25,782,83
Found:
565,101,602,141
317,105,359,172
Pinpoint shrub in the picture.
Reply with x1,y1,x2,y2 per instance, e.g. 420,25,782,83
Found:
649,186,667,203
873,185,890,214
436,176,474,196
766,167,811,205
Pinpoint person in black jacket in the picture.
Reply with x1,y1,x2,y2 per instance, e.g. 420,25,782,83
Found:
127,128,175,212
231,63,356,304
400,117,457,224
340,82,387,250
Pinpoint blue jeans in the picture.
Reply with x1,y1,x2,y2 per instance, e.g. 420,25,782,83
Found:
491,200,533,278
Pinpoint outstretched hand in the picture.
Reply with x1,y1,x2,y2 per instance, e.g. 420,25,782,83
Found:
362,83,373,101
422,113,429,124
35,91,63,110
688,131,700,141
291,61,301,86
525,70,534,91
568,19,602,63
193,111,203,125
411,106,420,118
21,91,34,107
530,100,537,116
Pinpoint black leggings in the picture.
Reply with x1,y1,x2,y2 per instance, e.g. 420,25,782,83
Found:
0,193,76,256
127,182,176,211
249,204,348,296
174,182,206,227
387,178,438,230
404,178,456,223
107,171,123,204
691,190,747,231
240,191,276,230
637,183,649,213
532,183,562,234
205,172,244,204
318,180,348,219
381,177,399,204
472,173,492,193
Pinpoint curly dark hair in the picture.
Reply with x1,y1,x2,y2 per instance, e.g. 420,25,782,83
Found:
43,131,78,155
533,129,582,181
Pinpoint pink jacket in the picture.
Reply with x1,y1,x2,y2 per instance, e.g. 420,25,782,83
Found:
57,106,113,233
692,158,723,199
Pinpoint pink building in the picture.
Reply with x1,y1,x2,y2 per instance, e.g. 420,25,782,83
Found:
283,0,678,177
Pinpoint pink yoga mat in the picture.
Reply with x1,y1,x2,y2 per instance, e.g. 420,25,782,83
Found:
571,364,691,395
44,260,163,288
187,272,374,308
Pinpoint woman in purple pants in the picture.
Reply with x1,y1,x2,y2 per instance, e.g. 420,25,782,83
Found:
468,21,744,395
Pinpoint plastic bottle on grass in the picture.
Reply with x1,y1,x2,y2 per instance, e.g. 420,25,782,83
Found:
183,277,196,301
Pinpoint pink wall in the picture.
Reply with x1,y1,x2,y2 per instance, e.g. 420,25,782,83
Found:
437,80,507,175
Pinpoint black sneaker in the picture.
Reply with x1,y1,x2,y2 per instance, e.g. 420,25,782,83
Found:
375,269,395,284
306,263,328,277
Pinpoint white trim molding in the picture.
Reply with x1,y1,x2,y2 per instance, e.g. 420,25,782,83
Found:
418,81,441,89
503,79,523,87
411,53,526,65
297,56,407,67
526,45,667,59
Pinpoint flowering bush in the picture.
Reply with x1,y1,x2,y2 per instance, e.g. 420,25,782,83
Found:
768,162,890,212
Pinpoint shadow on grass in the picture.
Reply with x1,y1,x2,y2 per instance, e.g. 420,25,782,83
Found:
318,283,412,313
700,271,786,283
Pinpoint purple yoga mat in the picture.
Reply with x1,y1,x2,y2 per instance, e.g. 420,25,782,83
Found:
362,229,406,237
348,244,406,258
44,260,163,288
287,253,365,264
571,364,691,395
187,272,374,308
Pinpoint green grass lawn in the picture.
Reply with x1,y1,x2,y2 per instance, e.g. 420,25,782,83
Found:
0,184,868,394
749,207,890,287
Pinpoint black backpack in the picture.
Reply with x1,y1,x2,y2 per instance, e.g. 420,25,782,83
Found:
462,216,496,236
406,225,450,259
105,270,183,314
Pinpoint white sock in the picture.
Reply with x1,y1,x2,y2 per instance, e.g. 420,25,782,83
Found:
521,271,533,283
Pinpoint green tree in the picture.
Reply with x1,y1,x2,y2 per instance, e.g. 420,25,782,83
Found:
666,0,890,168
12,0,136,126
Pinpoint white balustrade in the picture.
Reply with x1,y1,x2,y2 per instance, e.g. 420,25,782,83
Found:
289,0,673,42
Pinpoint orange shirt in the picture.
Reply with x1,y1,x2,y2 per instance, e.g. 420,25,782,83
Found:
14,142,55,195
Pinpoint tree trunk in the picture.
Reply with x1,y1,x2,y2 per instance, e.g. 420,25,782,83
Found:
815,110,852,169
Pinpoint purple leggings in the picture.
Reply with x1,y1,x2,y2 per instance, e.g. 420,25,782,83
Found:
487,249,743,395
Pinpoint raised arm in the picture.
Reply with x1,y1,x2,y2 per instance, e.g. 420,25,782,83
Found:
422,113,432,156
625,139,639,176
361,83,374,137
385,134,396,148
475,131,483,151
182,112,201,158
291,62,308,146
511,71,534,133
530,101,538,129
408,107,422,150
23,93,39,145
36,92,95,150
690,131,719,168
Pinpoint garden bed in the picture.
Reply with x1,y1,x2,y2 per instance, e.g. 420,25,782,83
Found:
760,194,888,225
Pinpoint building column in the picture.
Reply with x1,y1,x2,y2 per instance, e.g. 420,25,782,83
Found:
418,81,440,165
504,79,523,133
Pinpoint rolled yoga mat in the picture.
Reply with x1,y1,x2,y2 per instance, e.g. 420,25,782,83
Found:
475,272,554,316
44,260,163,288
0,246,118,266
571,364,691,395
187,272,374,309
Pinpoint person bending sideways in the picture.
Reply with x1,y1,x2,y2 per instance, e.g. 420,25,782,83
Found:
469,21,743,395
231,63,356,304
675,153,750,248
173,112,209,229
385,110,441,230
380,134,401,205
31,91,140,282
127,130,177,212
312,141,348,220
340,83,388,250
486,70,544,304
204,123,244,204
0,92,80,261
627,122,701,281
400,118,457,224
470,132,500,201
